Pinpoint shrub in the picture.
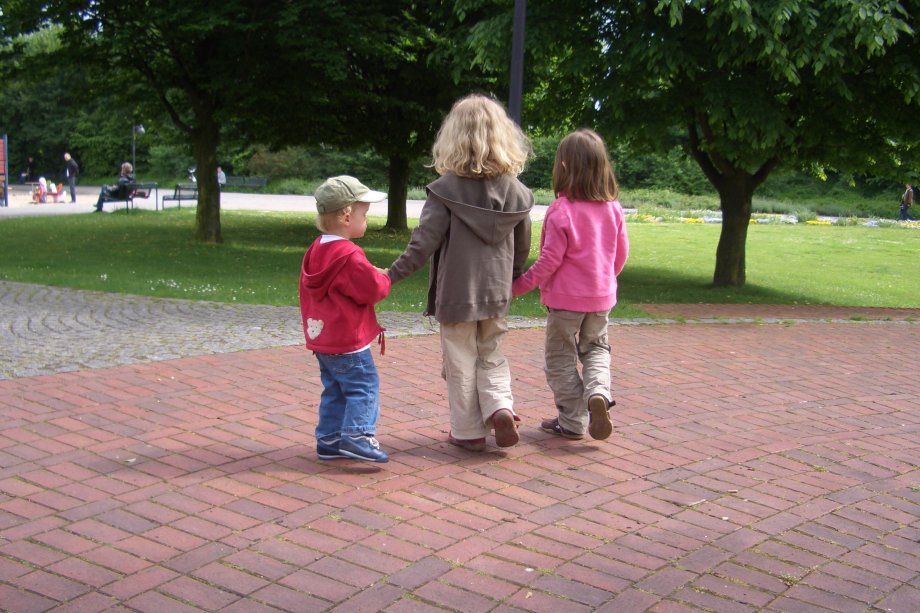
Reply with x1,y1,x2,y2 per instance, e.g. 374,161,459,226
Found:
244,145,432,188
146,143,194,180
269,178,321,195
519,135,559,190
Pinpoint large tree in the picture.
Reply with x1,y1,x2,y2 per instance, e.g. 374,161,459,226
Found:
2,0,360,243
465,0,920,286
261,2,493,231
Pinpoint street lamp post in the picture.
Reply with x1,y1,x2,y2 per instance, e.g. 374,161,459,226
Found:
132,124,145,171
508,0,526,125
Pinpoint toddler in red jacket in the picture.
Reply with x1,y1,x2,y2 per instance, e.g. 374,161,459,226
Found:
299,175,391,462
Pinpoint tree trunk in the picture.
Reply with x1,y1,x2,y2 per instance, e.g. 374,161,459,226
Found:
686,118,780,288
713,174,755,287
385,154,409,231
191,119,222,244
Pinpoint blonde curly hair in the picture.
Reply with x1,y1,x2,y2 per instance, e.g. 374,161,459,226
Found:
431,94,531,178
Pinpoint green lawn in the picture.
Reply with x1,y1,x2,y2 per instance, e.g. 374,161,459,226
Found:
0,208,917,317
619,223,920,310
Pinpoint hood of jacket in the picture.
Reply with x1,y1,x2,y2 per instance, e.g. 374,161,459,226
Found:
426,173,533,245
301,239,355,301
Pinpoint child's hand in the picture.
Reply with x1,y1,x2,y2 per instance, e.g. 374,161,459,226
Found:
375,266,389,275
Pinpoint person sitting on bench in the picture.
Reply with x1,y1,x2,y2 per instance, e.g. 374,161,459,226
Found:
95,162,134,212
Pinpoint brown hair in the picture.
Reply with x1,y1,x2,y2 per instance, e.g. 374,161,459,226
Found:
552,129,619,202
431,94,531,178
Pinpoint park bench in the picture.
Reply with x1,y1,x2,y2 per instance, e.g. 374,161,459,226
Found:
161,183,198,209
104,182,159,212
224,175,267,188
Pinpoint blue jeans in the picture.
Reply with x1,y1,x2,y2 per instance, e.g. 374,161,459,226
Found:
899,205,914,221
314,349,380,442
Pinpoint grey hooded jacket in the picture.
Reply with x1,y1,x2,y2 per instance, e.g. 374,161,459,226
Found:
389,173,534,323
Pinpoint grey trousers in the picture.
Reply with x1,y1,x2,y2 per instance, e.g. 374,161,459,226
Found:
544,308,612,435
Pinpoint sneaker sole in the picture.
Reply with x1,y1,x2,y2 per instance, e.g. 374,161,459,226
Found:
540,424,584,440
588,395,613,440
317,452,349,460
493,410,520,448
338,448,389,463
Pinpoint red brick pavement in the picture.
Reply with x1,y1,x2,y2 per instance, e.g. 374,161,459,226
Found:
1,319,919,612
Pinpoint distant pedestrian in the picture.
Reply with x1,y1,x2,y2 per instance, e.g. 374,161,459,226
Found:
217,166,226,188
299,175,391,463
20,157,37,183
899,183,915,221
512,129,630,441
387,94,534,452
63,153,79,203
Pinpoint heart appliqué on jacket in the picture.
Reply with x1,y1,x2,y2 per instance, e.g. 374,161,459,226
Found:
307,318,324,340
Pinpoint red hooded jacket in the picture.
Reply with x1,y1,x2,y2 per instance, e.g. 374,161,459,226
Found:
299,236,391,354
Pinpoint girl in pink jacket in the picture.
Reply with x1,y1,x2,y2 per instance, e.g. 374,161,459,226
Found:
512,129,629,441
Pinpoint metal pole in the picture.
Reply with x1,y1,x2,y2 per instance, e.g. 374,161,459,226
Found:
1,134,7,207
508,0,527,125
131,124,145,172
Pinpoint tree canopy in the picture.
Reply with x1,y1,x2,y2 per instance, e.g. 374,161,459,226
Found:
263,3,493,230
466,0,920,286
1,1,489,239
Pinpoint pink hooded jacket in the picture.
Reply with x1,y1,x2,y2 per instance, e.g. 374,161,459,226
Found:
512,195,629,312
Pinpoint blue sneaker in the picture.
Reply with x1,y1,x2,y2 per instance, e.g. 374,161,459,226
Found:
339,435,389,463
316,438,348,460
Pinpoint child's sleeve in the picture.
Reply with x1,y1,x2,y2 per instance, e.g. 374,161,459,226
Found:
613,204,629,277
512,215,532,279
512,206,567,297
388,197,450,283
342,252,391,306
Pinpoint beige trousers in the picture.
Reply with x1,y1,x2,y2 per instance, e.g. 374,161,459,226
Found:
440,317,514,439
544,308,611,435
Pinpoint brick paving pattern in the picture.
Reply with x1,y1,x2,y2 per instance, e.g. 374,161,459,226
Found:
0,281,918,611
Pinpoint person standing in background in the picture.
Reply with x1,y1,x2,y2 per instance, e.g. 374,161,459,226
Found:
899,183,915,221
26,157,36,183
64,152,79,203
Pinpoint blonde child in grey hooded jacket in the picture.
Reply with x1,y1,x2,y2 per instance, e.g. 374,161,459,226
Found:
388,94,534,451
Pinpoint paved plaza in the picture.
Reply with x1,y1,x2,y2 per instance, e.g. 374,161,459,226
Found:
0,276,918,612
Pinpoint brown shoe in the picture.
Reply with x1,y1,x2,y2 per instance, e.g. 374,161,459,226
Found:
540,417,584,440
492,409,520,448
588,395,613,440
448,433,486,452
